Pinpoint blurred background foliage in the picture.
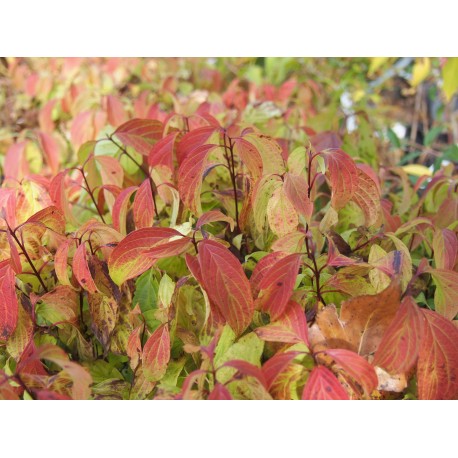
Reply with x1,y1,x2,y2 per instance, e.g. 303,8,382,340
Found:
1,57,457,175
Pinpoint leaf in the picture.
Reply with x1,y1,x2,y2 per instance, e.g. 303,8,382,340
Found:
142,324,171,382
251,174,283,233
133,179,155,229
221,360,267,389
88,293,119,349
177,144,218,215
196,240,254,335
339,279,402,356
196,210,235,232
351,168,382,226
148,131,178,170
283,172,314,223
36,131,60,175
208,383,232,400
433,229,457,270
373,296,425,374
267,185,298,237
112,186,138,236
254,301,309,345
114,118,163,156
325,349,378,396
321,149,359,210
72,243,98,294
127,326,142,371
33,344,92,399
262,351,303,390
250,251,287,297
301,366,349,400
0,260,19,340
402,164,432,177
242,133,285,175
232,137,263,180
417,309,458,400
411,57,431,87
108,227,192,285
427,268,458,320
106,95,127,127
254,253,301,320
6,303,33,359
35,285,79,326
442,57,458,102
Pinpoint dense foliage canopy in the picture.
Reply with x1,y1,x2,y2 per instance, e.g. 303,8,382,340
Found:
0,57,457,400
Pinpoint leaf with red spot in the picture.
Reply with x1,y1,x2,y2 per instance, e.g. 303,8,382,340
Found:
255,253,301,320
373,296,425,374
325,348,378,396
108,227,192,285
0,260,18,340
72,243,98,294
255,301,309,345
267,185,299,237
351,168,382,227
417,310,458,400
196,239,254,336
321,149,359,210
142,324,171,382
114,118,163,156
133,179,155,229
302,366,349,400
177,144,219,215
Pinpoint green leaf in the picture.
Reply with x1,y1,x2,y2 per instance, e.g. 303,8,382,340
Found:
133,269,159,313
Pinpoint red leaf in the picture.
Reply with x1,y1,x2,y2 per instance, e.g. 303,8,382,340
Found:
114,118,163,156
283,172,314,222
255,253,301,320
208,383,232,400
351,168,382,226
36,131,60,175
7,230,22,274
0,260,19,340
321,149,359,210
250,252,287,298
197,239,254,336
196,210,235,232
177,144,218,215
433,229,457,270
106,95,127,127
38,99,57,133
262,351,303,390
221,360,267,389
72,243,98,294
255,301,309,345
373,296,425,374
325,348,378,396
112,186,138,235
108,227,192,285
232,137,263,180
301,366,349,400
142,324,170,382
176,125,218,165
148,131,178,170
417,310,458,400
133,179,155,229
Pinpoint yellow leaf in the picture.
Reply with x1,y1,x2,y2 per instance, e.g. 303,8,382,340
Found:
368,57,390,76
411,58,431,87
442,57,458,102
402,164,432,177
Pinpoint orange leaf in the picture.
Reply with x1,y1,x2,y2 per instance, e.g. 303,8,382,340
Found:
0,260,19,340
114,118,163,156
72,243,98,294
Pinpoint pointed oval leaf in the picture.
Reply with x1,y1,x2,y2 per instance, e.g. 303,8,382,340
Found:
114,118,163,156
433,229,457,270
427,268,458,320
112,186,138,236
72,243,98,294
255,253,301,320
373,296,425,374
302,366,349,400
108,227,192,285
198,239,254,336
417,309,458,400
325,348,378,396
0,260,19,340
283,172,314,223
351,168,382,227
133,179,155,229
142,324,171,382
267,186,299,237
